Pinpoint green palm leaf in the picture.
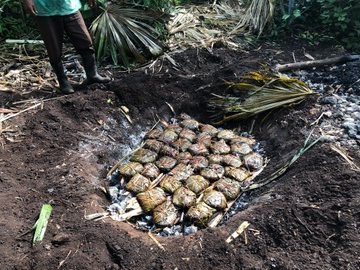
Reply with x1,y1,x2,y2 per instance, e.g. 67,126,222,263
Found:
90,4,163,66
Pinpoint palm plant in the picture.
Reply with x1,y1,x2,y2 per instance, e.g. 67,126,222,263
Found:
89,3,164,66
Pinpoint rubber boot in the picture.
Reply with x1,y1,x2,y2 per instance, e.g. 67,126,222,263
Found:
51,62,75,94
80,52,111,84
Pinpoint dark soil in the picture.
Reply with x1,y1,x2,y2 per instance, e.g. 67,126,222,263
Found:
0,41,359,270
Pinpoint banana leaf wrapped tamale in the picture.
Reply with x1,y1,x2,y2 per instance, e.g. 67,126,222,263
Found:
231,143,252,156
156,156,177,171
210,139,230,154
208,154,223,164
244,152,264,171
200,164,225,181
190,156,209,171
144,128,162,139
203,189,227,209
222,154,242,168
185,175,209,194
141,163,160,180
214,177,241,200
189,143,209,156
180,119,199,130
200,124,218,136
126,173,151,194
153,200,179,227
224,166,251,182
160,144,179,158
172,138,192,152
172,187,196,208
137,188,167,212
170,163,193,182
131,148,157,164
217,129,236,140
159,175,182,194
179,128,197,143
144,139,164,153
159,129,178,144
178,152,193,164
186,202,216,226
119,162,144,177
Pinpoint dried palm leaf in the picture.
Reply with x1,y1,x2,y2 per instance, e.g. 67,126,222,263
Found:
209,71,317,124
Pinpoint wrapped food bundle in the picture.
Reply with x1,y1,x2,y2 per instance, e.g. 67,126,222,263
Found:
131,148,157,164
126,173,151,194
186,202,216,226
231,142,252,156
211,139,230,154
191,156,209,171
141,163,160,180
202,189,227,209
156,156,177,171
244,152,264,171
222,154,242,168
109,114,265,230
200,124,218,136
160,145,179,158
153,200,179,227
119,162,144,177
137,188,167,212
188,143,209,156
160,175,182,194
159,129,178,144
225,167,251,182
173,187,196,208
172,138,192,152
144,139,163,153
200,164,225,181
185,175,210,194
179,128,197,142
214,177,241,200
170,163,193,182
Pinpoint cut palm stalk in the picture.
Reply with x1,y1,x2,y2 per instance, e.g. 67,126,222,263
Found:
226,221,250,243
33,204,53,246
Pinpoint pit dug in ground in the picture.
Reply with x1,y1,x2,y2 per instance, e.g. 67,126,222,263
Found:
0,42,360,270
104,114,265,235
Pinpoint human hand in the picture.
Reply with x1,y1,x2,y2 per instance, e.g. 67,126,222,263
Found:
23,0,37,15
87,0,97,8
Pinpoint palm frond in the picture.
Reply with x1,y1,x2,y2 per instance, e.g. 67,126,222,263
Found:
208,71,318,125
90,4,163,66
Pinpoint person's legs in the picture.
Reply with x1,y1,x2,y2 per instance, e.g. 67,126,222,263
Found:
64,12,110,84
35,16,74,93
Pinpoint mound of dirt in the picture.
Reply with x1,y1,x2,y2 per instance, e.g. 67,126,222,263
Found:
0,42,359,270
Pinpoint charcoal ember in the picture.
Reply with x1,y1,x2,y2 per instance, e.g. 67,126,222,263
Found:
119,162,144,177
190,156,209,171
214,177,241,200
137,187,166,212
230,136,256,146
126,173,151,194
200,164,225,181
167,124,182,134
186,202,216,226
180,119,199,130
200,124,218,136
179,128,197,142
208,154,223,164
217,129,236,140
231,143,252,156
145,128,162,139
203,189,227,209
210,139,230,154
188,143,209,156
222,154,242,168
170,163,193,182
172,187,196,208
244,152,264,171
160,145,179,158
159,175,182,194
156,156,177,171
172,138,192,152
153,200,179,227
185,175,209,194
158,129,178,144
130,148,157,164
141,163,160,180
143,139,163,153
197,133,212,147
178,152,193,164
224,167,251,182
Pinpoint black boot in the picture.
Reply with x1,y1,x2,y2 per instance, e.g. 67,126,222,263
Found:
51,61,75,94
80,52,111,85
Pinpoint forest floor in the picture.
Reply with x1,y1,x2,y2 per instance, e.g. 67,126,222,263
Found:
0,40,359,270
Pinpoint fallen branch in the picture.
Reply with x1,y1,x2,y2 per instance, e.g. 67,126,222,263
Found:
275,55,360,72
